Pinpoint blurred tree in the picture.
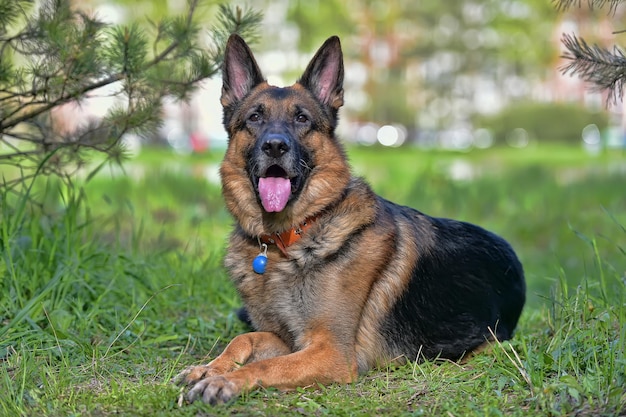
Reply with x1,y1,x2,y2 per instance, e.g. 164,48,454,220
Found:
557,0,626,104
0,0,261,190
287,0,354,51
283,0,557,130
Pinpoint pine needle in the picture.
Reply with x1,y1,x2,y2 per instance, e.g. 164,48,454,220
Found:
553,0,626,13
560,33,626,103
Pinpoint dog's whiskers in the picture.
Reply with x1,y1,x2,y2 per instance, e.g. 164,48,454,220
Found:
299,159,312,171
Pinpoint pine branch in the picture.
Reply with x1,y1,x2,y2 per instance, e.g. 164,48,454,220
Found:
145,0,197,72
210,4,263,64
0,0,262,189
0,72,125,131
553,0,626,13
560,33,626,103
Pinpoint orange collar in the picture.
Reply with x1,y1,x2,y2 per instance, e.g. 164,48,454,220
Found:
259,215,318,257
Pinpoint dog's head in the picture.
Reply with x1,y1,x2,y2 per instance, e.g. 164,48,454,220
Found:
219,35,352,235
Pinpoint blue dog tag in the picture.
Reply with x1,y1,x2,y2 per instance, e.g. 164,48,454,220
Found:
252,243,268,274
252,254,267,274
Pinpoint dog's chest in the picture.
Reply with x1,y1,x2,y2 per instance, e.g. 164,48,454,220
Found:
234,254,323,347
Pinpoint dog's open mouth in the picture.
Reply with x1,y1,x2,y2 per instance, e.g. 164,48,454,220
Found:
258,165,293,213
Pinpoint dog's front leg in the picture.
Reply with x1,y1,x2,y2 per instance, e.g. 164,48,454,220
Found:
185,330,357,405
175,331,291,388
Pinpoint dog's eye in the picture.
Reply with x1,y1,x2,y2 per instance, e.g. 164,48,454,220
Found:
295,114,309,124
248,113,261,123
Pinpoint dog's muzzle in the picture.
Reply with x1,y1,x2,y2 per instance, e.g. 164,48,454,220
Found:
253,133,300,213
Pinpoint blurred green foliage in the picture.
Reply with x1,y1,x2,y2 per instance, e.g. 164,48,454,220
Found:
474,102,610,144
92,0,615,143
284,0,559,127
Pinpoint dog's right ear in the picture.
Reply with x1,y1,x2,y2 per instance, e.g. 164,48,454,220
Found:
221,34,265,108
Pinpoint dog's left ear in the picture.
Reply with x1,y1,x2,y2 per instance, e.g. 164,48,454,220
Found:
299,36,344,110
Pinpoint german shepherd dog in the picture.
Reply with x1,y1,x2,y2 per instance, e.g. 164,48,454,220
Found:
175,34,525,405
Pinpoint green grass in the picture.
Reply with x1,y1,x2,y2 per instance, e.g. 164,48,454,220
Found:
1,144,625,416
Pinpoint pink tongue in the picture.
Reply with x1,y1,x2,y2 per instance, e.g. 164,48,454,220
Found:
258,177,291,212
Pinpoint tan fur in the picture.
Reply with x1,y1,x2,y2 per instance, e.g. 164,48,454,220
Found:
220,84,351,236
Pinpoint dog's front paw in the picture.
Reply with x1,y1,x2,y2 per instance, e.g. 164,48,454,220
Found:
173,365,219,387
186,376,240,405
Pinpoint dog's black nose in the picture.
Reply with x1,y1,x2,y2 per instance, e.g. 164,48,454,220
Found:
261,134,290,158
